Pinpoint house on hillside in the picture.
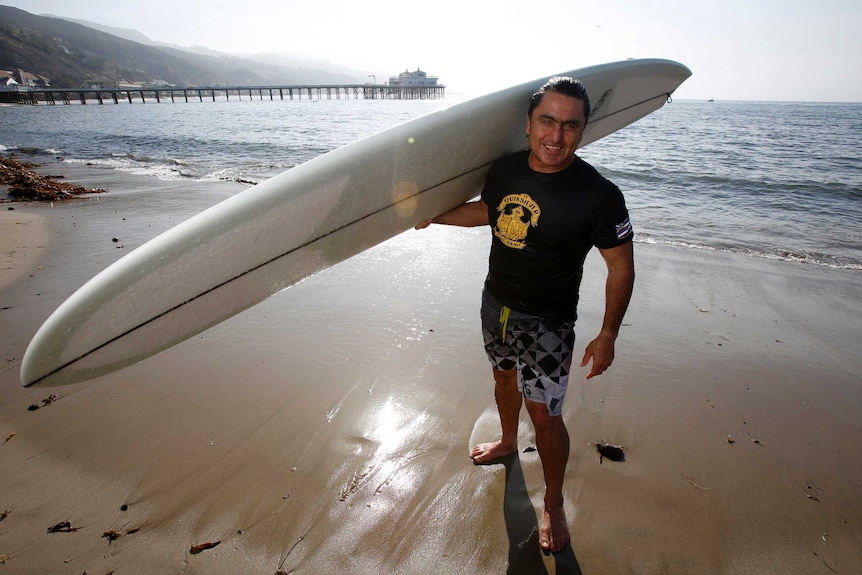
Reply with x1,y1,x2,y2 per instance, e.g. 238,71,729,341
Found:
0,70,19,90
388,68,439,87
116,79,144,89
6,68,51,89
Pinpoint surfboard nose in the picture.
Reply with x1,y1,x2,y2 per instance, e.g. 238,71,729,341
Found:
20,316,81,387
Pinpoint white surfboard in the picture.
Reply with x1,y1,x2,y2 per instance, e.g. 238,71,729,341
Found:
21,58,691,387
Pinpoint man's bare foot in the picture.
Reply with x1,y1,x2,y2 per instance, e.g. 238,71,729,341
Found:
539,505,570,554
470,440,516,464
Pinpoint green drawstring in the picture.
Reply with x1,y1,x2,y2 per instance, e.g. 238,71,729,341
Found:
499,306,511,340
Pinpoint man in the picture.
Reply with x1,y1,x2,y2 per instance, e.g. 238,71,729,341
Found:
416,77,635,553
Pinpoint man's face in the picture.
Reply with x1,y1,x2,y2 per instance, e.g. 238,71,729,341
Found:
525,91,586,173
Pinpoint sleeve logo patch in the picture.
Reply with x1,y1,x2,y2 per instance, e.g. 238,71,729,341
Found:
615,217,632,239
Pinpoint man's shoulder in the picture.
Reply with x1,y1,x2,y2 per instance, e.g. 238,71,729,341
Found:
569,155,614,185
490,150,530,172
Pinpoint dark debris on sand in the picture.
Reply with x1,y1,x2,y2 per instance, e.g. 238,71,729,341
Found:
596,441,625,463
1,155,106,202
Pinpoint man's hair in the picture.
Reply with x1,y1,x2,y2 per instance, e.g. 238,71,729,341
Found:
527,76,591,124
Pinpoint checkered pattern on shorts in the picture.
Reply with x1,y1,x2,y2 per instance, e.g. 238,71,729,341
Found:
480,290,575,416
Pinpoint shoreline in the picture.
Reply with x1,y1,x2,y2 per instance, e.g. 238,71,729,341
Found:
6,150,860,271
0,165,860,574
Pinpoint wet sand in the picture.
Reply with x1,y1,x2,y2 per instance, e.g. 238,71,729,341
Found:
0,164,860,574
0,209,52,292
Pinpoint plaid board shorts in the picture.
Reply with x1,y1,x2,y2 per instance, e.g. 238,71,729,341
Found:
480,289,576,416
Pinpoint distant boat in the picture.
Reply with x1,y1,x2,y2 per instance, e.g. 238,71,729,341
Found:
708,98,715,102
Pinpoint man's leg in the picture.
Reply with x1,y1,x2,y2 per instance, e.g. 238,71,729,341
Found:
470,368,521,463
525,399,570,553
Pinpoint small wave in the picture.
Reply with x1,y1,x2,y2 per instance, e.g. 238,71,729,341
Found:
635,234,862,271
63,155,204,182
199,162,298,186
108,152,191,169
60,153,290,186
0,145,64,157
199,168,263,186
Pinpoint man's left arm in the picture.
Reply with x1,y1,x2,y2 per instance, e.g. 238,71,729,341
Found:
581,240,635,379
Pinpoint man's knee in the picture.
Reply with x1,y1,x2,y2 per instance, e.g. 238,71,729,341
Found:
492,369,517,388
525,399,563,431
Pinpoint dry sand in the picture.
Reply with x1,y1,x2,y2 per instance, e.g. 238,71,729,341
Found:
0,167,860,574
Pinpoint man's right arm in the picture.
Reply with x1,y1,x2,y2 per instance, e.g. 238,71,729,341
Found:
415,199,490,229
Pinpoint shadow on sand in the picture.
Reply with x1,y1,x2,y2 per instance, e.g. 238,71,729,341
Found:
501,454,583,575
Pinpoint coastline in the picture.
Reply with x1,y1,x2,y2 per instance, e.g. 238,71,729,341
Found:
0,164,860,574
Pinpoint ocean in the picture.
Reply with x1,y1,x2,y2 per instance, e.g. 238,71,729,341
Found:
2,96,860,270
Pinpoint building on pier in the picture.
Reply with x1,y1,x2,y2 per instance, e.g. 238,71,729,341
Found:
388,68,439,88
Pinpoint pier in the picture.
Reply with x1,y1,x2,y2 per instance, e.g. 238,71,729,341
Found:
1,83,445,105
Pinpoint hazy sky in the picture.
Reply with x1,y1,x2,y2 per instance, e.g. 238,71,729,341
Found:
6,0,861,101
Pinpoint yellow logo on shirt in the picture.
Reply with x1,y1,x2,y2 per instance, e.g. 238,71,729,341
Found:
494,194,541,249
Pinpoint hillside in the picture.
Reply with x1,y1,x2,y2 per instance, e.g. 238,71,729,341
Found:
0,5,364,87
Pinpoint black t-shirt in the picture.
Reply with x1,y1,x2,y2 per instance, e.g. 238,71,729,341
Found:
480,150,633,320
